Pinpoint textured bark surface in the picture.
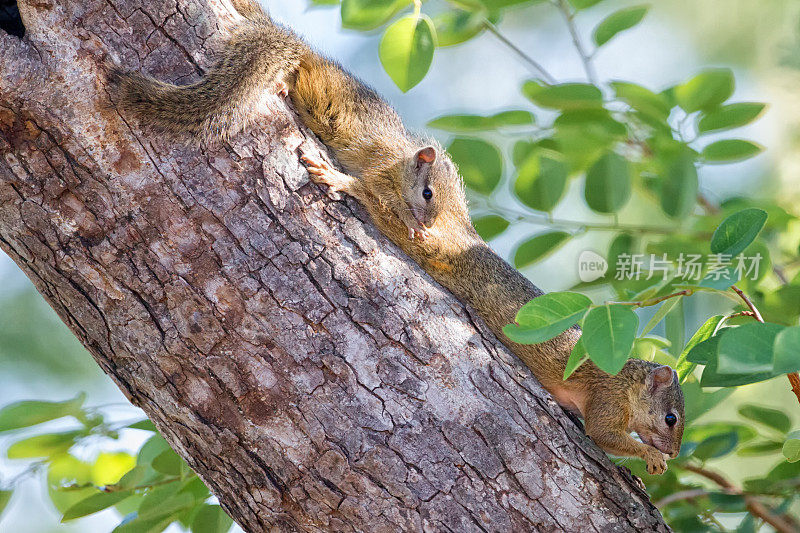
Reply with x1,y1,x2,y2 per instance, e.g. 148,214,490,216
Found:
0,1,670,531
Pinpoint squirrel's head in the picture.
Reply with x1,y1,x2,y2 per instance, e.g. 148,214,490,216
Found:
402,145,465,230
631,364,685,459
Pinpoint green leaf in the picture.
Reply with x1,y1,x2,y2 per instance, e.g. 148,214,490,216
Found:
699,328,779,387
433,9,486,47
717,323,785,375
472,0,538,13
7,431,82,459
503,291,591,344
738,440,784,456
513,231,571,268
686,422,757,445
554,109,627,136
127,420,157,432
0,490,11,519
773,326,800,374
592,5,649,47
427,110,535,132
492,110,536,127
664,297,685,358
151,449,186,477
341,0,410,30
192,504,234,533
522,82,604,110
569,0,603,9
699,266,739,291
472,215,509,240
675,68,735,113
710,208,768,256
113,466,149,490
660,154,698,219
610,81,671,121
702,139,764,163
514,154,568,212
47,454,94,513
62,490,134,521
693,432,738,461
447,137,503,194
139,485,196,523
137,435,171,466
607,233,635,282
681,380,734,422
641,297,682,336
584,152,631,213
697,103,767,133
783,431,800,463
379,14,436,92
91,452,136,486
581,304,638,375
0,393,85,433
113,512,180,533
676,315,725,381
564,337,589,379
738,405,792,434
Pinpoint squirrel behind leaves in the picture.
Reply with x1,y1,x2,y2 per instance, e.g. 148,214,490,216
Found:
108,0,684,475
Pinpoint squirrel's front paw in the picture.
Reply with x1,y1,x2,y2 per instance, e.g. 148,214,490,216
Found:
301,154,346,200
644,447,668,475
408,227,429,241
275,81,290,99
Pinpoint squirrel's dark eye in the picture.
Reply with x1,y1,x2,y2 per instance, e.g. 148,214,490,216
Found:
665,413,677,427
422,188,433,201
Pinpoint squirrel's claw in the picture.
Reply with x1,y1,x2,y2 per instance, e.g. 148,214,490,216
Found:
300,154,344,200
644,448,668,475
275,81,290,99
408,227,429,241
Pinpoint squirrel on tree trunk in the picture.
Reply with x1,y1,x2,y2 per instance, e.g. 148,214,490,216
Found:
107,0,685,475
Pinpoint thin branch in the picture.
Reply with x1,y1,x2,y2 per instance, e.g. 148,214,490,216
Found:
730,285,764,322
477,200,681,235
553,0,598,85
612,289,693,308
681,464,798,533
697,193,720,215
730,285,800,406
482,21,557,84
726,310,756,320
654,488,713,508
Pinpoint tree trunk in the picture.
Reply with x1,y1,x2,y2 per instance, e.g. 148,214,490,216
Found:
0,1,670,531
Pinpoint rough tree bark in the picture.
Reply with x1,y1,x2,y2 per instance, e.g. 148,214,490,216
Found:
0,0,670,531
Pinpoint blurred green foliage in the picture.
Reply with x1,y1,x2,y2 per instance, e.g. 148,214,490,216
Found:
0,397,230,533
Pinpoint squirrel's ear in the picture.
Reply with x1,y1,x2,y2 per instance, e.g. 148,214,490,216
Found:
650,365,676,390
416,146,437,166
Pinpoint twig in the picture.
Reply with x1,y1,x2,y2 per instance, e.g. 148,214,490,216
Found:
681,464,798,533
697,193,720,215
553,0,598,85
654,488,711,507
731,285,764,322
726,310,756,320
482,21,556,84
730,285,800,406
773,263,790,284
477,199,681,235
612,289,693,308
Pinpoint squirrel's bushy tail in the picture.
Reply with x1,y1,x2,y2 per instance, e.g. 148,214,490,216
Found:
108,5,308,142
